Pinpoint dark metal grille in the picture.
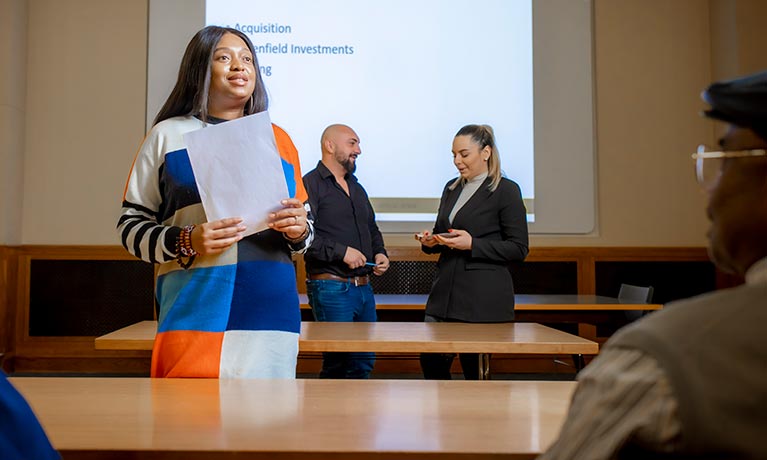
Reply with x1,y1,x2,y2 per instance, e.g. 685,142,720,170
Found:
370,261,437,294
370,260,580,295
29,260,155,337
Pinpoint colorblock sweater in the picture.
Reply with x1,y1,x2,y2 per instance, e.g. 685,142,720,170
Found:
118,116,309,378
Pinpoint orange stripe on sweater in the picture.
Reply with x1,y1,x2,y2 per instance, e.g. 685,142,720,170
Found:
151,331,224,378
273,124,308,202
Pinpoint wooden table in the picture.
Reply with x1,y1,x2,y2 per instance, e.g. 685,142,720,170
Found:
96,321,598,378
299,293,662,312
12,376,577,459
298,294,661,341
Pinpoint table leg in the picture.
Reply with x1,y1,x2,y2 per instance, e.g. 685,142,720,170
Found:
572,354,586,371
479,353,491,380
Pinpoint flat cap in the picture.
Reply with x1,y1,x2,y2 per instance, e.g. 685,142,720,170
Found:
702,70,767,140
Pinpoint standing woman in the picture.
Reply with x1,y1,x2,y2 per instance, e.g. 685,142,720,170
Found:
416,124,529,379
118,26,312,378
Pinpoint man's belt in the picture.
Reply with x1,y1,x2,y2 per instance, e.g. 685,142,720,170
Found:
307,273,370,286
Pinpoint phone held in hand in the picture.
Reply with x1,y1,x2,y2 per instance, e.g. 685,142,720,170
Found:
435,232,459,238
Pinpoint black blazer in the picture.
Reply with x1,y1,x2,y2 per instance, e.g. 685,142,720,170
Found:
423,176,529,322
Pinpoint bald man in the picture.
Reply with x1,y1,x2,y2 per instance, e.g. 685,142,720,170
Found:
302,124,389,379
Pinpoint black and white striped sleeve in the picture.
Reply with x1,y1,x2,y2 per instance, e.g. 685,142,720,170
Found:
117,129,180,264
117,202,180,264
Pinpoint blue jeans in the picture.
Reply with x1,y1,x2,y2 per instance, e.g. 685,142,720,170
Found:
306,279,377,378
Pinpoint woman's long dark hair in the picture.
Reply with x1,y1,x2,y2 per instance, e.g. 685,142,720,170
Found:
153,26,268,126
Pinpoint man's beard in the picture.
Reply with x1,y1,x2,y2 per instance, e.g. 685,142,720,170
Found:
337,155,356,173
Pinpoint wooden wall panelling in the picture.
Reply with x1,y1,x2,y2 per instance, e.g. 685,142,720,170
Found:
295,246,714,298
1,246,9,363
1,246,6,348
12,246,153,374
589,247,715,302
293,253,307,294
588,247,709,261
6,245,718,375
522,247,589,295
1,246,19,371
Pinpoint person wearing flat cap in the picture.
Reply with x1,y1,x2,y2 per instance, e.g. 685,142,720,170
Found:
539,71,767,460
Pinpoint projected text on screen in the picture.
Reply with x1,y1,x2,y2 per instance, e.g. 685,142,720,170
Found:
206,0,535,226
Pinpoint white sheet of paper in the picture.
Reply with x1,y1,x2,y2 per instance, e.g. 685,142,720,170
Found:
184,111,288,237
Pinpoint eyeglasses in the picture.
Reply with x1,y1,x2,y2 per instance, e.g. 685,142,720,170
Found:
691,145,767,190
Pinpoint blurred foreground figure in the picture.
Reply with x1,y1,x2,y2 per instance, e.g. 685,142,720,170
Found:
539,71,767,460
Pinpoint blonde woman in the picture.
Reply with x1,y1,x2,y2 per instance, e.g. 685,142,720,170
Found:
416,124,529,379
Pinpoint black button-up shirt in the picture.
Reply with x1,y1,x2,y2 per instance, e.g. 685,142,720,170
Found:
303,161,386,277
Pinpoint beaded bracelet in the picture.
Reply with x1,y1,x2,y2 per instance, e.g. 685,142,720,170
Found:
176,224,197,269
284,225,310,244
